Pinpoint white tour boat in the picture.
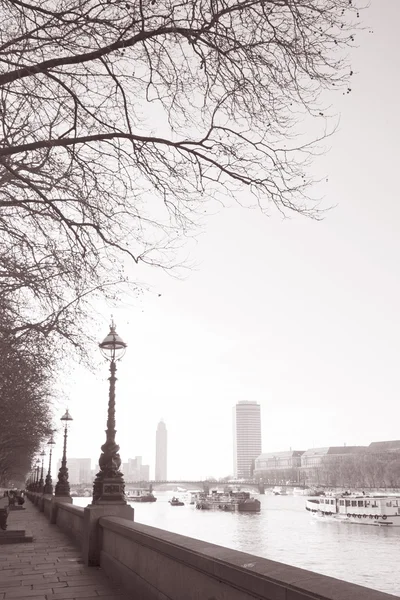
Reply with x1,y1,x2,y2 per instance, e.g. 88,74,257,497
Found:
306,493,400,526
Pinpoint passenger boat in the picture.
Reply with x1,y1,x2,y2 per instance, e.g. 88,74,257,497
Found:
169,496,184,506
126,490,157,502
196,490,261,512
188,491,202,505
306,494,400,526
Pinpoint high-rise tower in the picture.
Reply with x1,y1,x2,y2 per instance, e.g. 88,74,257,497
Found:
155,420,167,480
233,401,262,479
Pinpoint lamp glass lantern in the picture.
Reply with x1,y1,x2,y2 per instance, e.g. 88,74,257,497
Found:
99,320,127,362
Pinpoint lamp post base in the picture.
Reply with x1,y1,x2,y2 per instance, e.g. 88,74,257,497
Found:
92,476,126,504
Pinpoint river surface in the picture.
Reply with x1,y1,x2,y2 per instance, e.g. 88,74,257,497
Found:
74,493,400,596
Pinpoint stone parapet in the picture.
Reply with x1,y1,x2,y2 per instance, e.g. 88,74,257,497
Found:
99,516,398,600
26,495,397,599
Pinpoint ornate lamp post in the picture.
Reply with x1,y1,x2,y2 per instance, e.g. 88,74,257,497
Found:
92,320,127,504
38,450,45,493
55,409,73,497
43,435,56,495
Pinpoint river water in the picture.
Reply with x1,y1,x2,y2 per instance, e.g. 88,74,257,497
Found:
74,493,400,597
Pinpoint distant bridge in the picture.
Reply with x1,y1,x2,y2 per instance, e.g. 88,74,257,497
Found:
69,480,307,494
123,480,307,493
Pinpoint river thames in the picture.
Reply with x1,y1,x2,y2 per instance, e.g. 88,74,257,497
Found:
74,492,400,596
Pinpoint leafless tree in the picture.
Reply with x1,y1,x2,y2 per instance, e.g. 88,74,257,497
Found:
0,0,361,341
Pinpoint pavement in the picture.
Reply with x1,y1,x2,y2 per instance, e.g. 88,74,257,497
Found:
0,501,134,600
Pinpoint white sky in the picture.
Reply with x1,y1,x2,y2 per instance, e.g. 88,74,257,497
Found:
52,0,400,480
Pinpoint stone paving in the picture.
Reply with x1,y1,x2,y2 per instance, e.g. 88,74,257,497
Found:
0,501,134,600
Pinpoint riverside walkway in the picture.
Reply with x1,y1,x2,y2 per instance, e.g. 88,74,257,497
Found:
0,501,133,600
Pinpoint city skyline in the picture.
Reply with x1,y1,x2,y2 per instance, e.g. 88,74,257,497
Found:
51,433,400,483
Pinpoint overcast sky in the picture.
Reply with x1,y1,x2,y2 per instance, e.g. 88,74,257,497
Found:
52,1,400,481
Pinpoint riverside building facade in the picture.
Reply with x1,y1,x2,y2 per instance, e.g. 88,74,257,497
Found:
233,401,262,479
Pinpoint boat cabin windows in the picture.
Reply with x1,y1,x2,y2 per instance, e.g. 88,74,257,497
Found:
339,500,345,506
357,501,364,507
386,501,392,507
345,500,351,507
351,500,357,507
371,501,378,508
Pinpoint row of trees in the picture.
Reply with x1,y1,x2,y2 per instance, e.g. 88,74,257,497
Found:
311,454,400,488
257,454,400,488
0,0,361,481
0,308,54,485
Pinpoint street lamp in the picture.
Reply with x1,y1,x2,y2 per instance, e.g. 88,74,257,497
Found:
35,459,40,490
38,450,45,493
55,409,73,497
92,319,127,504
43,435,56,495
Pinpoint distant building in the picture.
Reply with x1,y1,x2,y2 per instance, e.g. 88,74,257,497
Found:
233,401,262,479
300,446,367,485
155,420,167,480
254,450,304,477
301,446,367,470
63,458,91,484
122,456,150,481
367,440,400,455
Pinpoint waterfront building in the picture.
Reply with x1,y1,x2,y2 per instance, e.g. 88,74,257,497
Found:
233,401,262,479
254,441,400,487
254,450,304,480
155,420,167,480
367,440,400,456
300,446,367,486
300,446,367,470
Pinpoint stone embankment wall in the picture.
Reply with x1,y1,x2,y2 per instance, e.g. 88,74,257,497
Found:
26,492,398,600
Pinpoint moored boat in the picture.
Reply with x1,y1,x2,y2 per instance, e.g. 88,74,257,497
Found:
306,493,400,526
126,490,157,502
196,490,261,512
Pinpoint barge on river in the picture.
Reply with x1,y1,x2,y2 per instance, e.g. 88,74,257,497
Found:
126,490,157,502
196,490,260,512
306,494,400,526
